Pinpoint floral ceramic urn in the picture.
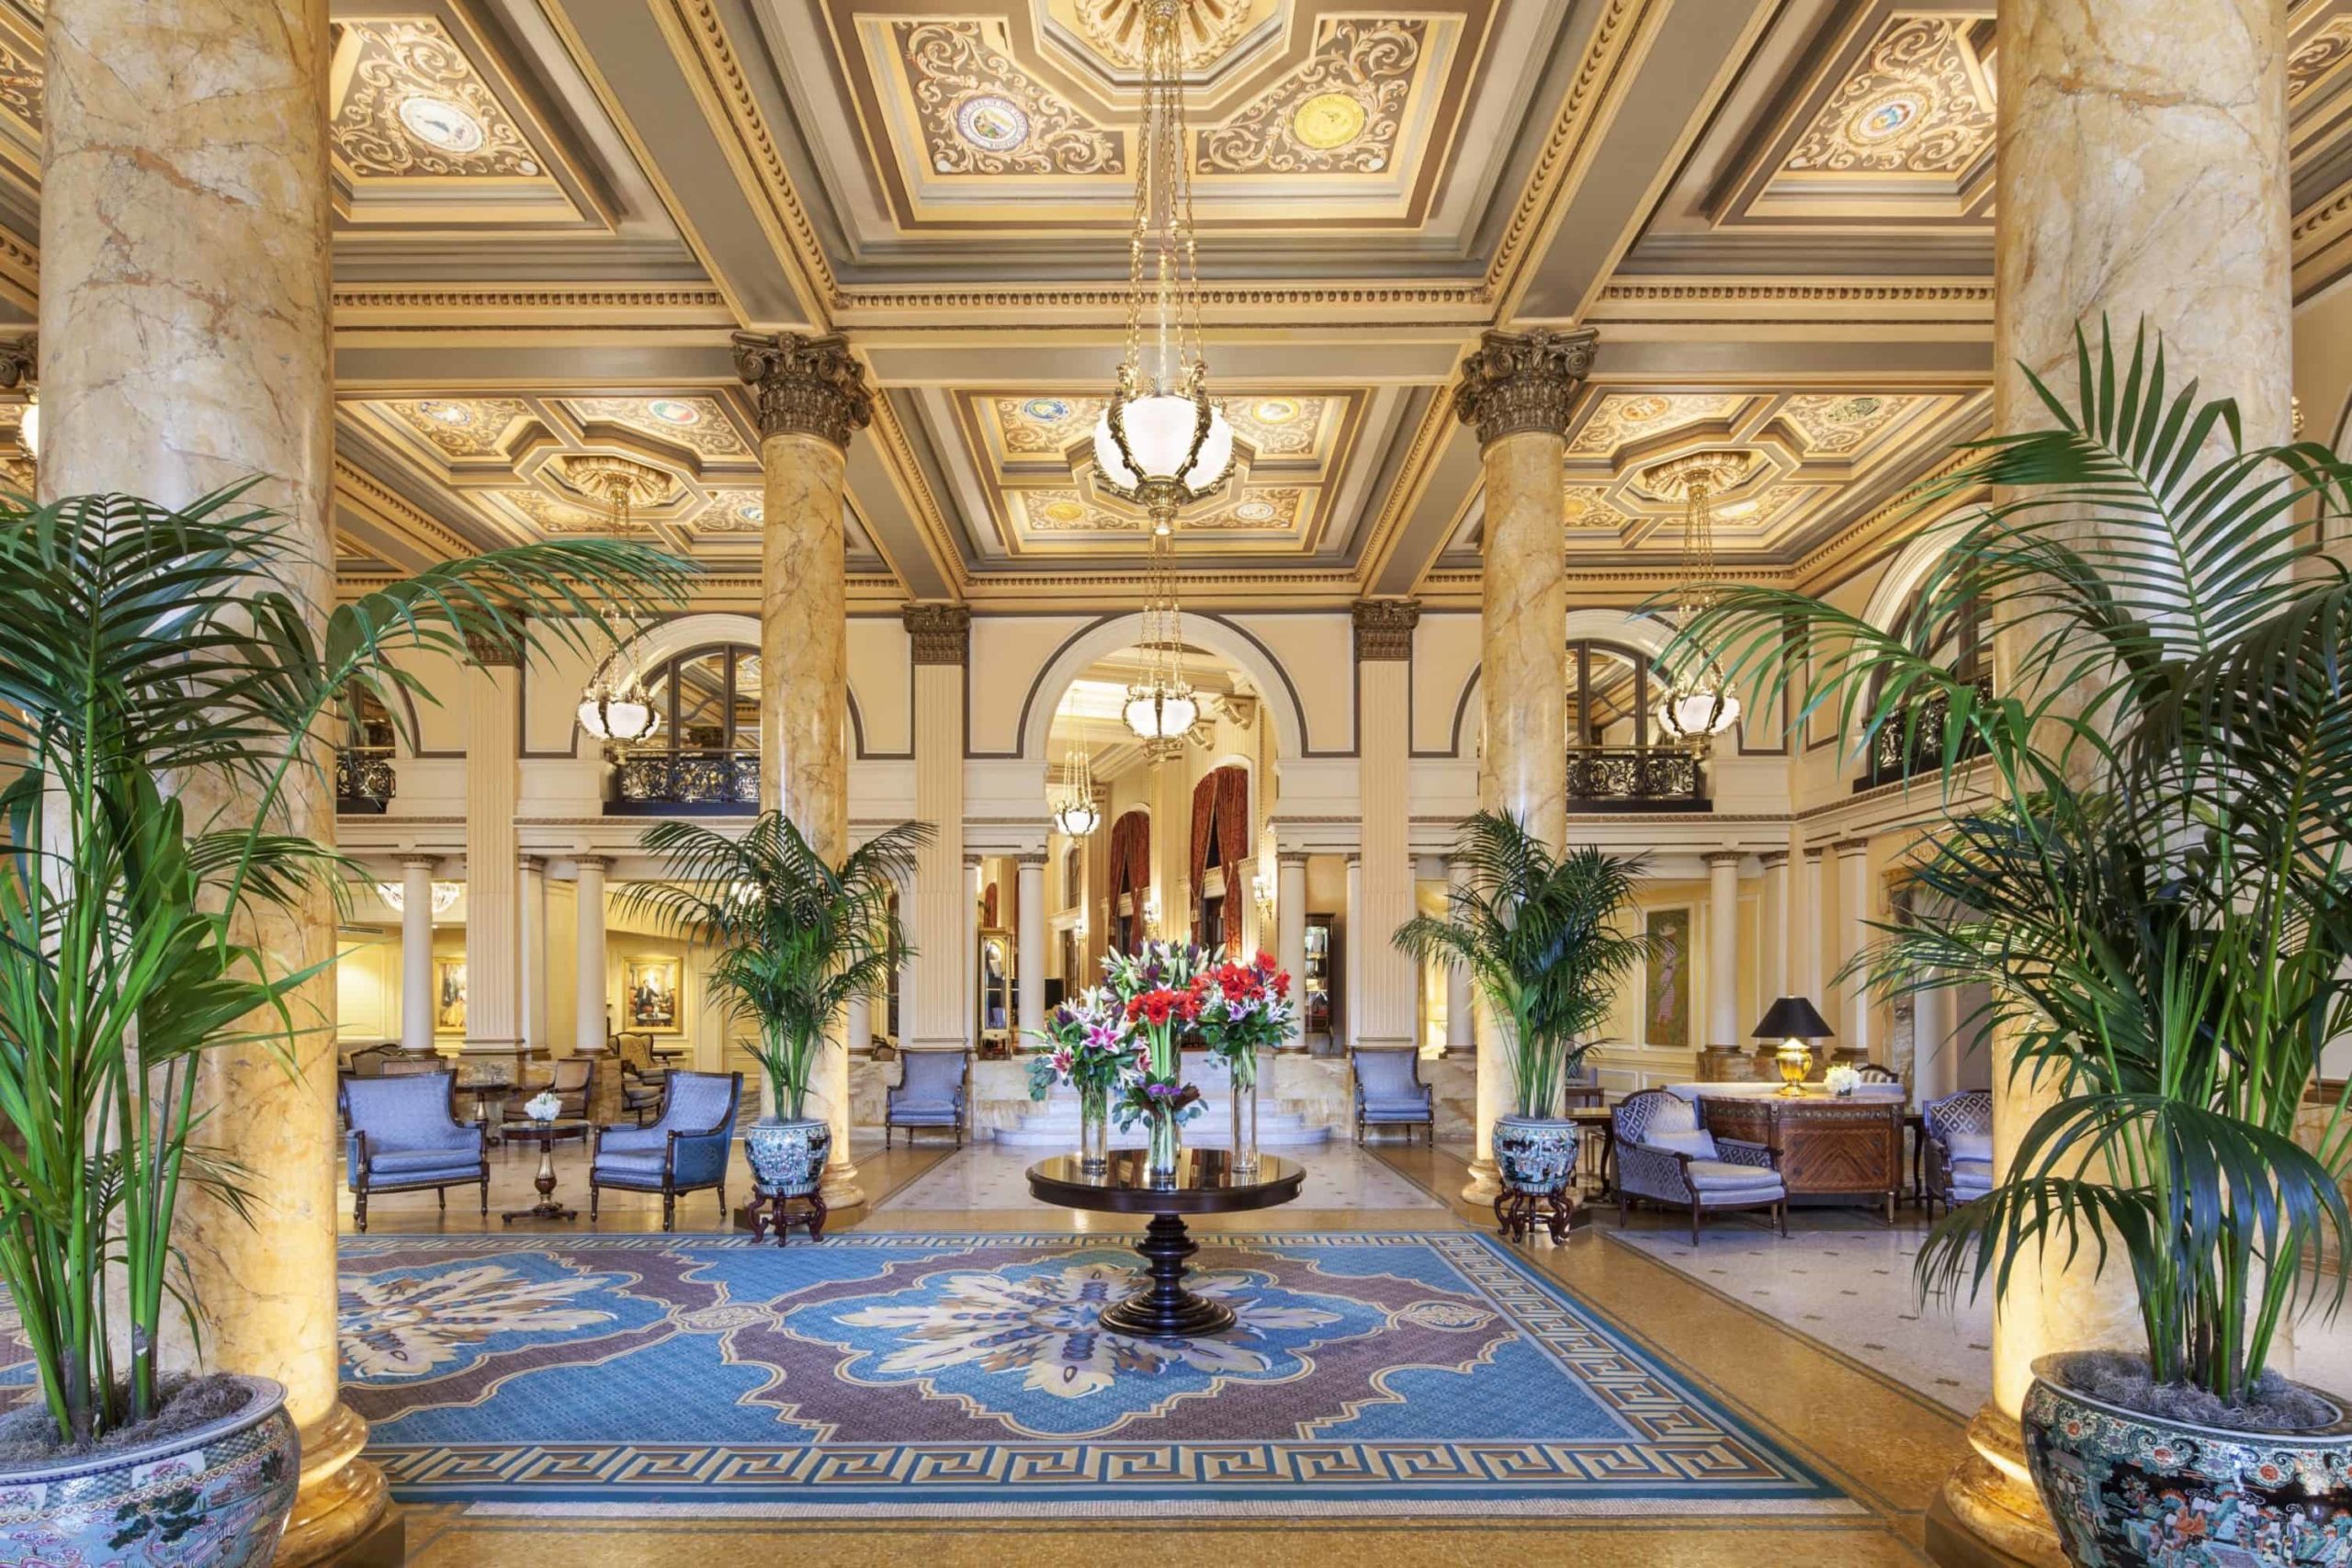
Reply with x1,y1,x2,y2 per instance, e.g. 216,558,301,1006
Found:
1492,1115,1578,1196
743,1115,831,1198
2022,1352,2352,1566
0,1375,299,1568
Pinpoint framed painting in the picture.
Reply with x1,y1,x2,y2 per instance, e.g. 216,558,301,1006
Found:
625,955,683,1034
1644,908,1691,1051
432,957,467,1036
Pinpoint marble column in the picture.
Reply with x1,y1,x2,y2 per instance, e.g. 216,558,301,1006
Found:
1934,6,2293,1562
735,331,873,858
1834,839,1873,1063
400,856,436,1055
1016,853,1047,1040
463,639,523,1072
39,0,394,1556
1276,853,1309,1050
1452,327,1594,1197
1706,852,1742,1052
1352,601,1419,1050
904,606,971,1057
574,857,610,1055
1444,859,1475,1057
737,332,874,1208
519,854,548,1057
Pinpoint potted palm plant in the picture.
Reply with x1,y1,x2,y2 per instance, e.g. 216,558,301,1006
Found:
1393,812,1651,1232
0,489,684,1565
624,814,928,1201
1684,321,2352,1566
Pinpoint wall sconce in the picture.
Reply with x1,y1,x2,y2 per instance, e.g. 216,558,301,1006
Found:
1072,914,1088,938
1142,890,1161,929
1251,869,1276,925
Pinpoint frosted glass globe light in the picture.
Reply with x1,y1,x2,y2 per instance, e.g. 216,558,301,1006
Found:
1053,798,1101,836
1657,687,1741,740
579,690,658,744
1123,684,1199,740
1092,394,1233,492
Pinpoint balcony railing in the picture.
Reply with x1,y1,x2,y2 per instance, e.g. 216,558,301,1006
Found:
335,747,396,814
1854,675,1993,791
1565,745,1708,812
607,749,760,815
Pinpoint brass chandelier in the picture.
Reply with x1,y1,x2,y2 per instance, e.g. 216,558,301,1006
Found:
1050,689,1102,836
1123,529,1200,750
1644,451,1747,745
1089,0,1234,530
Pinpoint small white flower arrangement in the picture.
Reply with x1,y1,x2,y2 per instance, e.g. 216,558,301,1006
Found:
1823,1064,1862,1099
524,1090,563,1122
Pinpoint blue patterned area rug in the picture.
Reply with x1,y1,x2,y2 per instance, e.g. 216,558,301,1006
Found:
337,1230,1853,1518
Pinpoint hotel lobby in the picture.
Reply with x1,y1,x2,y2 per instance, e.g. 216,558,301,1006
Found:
2,0,2351,1565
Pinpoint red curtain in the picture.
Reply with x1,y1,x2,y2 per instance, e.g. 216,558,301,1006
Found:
1216,767,1250,954
1189,773,1218,922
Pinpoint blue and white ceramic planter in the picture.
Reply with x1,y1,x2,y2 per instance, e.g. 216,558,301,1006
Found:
0,1374,298,1568
743,1115,830,1198
1493,1115,1577,1196
2023,1351,2352,1566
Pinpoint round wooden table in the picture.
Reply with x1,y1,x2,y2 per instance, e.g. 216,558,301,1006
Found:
501,1118,590,1224
1027,1149,1305,1338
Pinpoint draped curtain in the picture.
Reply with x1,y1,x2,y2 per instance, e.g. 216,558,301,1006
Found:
1189,773,1218,929
1216,766,1250,955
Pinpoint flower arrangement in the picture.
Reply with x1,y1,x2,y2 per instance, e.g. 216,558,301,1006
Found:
1823,1064,1861,1099
524,1090,563,1122
1191,949,1295,1094
1025,988,1135,1104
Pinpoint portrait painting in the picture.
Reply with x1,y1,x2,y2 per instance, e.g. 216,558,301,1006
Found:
625,955,683,1034
432,957,467,1035
1644,908,1691,1051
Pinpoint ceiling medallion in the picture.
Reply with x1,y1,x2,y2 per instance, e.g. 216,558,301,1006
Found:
1075,0,1253,71
397,94,487,154
1089,0,1235,529
646,398,702,426
1250,397,1299,424
1291,91,1367,151
955,94,1032,152
741,502,764,525
1023,396,1074,423
1233,499,1276,523
560,453,674,532
1849,92,1923,146
417,400,471,426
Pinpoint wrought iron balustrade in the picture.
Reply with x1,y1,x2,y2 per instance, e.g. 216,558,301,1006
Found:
1565,745,1707,811
1855,675,1994,791
335,747,396,814
607,749,761,815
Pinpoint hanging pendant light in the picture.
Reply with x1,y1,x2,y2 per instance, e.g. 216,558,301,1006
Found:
1050,690,1102,835
576,624,660,746
377,880,464,918
1645,451,1747,745
1123,529,1200,747
1088,0,1234,527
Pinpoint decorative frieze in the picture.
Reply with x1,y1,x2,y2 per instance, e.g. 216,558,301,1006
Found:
463,626,524,667
902,602,972,665
1351,598,1420,660
731,330,875,449
1452,327,1598,446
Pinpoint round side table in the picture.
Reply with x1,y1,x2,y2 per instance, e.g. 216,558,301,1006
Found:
1026,1149,1304,1338
501,1118,590,1223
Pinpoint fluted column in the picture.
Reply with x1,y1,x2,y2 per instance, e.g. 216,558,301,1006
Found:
574,857,610,1055
1276,853,1309,1050
1452,327,1594,1197
1834,838,1872,1063
737,331,874,1207
1797,847,1825,1001
464,636,524,1066
1706,852,1742,1052
1016,853,1046,1040
1343,855,1363,1048
1352,601,1419,1050
1758,851,1790,1008
38,0,392,1557
905,605,971,1062
519,854,548,1056
1444,858,1474,1056
400,856,436,1054
1934,6,2293,1563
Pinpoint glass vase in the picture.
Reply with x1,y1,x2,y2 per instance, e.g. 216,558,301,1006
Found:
1228,1055,1260,1179
1146,1107,1181,1187
1078,1082,1109,1177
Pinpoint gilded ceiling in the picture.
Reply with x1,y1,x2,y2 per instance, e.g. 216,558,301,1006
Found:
1,0,2348,608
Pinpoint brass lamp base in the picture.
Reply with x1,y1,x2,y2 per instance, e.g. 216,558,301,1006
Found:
1774,1042,1813,1095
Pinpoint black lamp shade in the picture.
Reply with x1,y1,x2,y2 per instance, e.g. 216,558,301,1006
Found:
1752,996,1834,1041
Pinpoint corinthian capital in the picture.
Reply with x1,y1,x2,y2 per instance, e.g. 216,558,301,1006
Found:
731,330,875,449
1451,327,1598,446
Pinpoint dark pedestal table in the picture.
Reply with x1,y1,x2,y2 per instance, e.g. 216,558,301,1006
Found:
1026,1149,1305,1337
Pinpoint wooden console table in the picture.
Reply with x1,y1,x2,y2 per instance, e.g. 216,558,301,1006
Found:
1698,1093,1903,1223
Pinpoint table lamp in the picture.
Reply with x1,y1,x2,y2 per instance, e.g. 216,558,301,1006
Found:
1752,997,1834,1096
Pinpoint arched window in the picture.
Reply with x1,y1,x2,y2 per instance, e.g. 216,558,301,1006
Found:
608,643,763,813
1564,638,1704,809
1857,583,1988,790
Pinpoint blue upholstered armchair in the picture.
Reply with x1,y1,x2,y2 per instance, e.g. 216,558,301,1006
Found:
885,1049,968,1148
1351,1047,1434,1145
345,1071,488,1233
1922,1089,1994,1217
1612,1089,1786,1245
589,1070,741,1231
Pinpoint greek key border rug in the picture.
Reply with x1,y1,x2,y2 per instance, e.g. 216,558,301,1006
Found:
336,1231,1854,1517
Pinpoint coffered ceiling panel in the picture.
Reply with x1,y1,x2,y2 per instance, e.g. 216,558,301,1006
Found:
334,390,888,571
